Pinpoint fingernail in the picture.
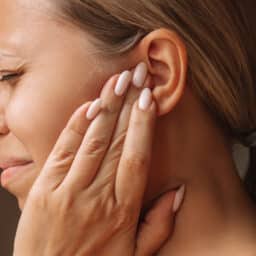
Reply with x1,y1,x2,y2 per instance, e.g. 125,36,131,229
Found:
114,70,132,96
173,185,185,213
86,98,102,120
138,88,152,111
132,62,148,88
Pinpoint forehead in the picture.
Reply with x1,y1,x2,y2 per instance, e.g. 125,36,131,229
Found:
0,0,97,65
0,0,72,57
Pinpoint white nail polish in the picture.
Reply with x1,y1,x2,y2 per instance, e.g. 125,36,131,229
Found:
173,185,185,212
86,98,102,120
114,70,132,96
138,88,152,111
132,62,148,88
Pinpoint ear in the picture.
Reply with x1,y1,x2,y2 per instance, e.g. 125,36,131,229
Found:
133,28,188,116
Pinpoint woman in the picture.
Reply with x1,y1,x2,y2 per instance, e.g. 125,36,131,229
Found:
0,0,255,255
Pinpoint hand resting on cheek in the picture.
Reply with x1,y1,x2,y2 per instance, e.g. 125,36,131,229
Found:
13,62,185,256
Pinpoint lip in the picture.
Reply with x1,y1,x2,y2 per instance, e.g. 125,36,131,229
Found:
0,159,33,170
0,161,34,187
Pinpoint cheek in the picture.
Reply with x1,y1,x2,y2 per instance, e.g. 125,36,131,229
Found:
7,71,103,168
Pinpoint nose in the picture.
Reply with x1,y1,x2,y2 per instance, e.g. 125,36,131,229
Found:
0,115,9,135
0,94,9,135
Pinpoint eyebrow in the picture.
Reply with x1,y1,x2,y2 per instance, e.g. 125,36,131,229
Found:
0,51,17,59
0,50,26,70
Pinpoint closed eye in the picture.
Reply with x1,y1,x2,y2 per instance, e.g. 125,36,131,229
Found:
0,73,20,82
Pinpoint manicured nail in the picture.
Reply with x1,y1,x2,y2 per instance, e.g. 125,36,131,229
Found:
86,98,102,120
132,62,148,88
173,185,185,213
114,70,132,96
138,88,152,111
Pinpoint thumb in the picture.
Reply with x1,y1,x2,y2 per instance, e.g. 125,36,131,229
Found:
135,185,185,256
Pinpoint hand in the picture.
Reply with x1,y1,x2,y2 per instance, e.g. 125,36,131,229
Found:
13,63,185,256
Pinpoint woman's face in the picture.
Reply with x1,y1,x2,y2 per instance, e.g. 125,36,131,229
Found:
0,0,120,209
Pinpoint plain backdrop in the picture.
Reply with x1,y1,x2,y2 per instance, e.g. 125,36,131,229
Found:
0,1,255,255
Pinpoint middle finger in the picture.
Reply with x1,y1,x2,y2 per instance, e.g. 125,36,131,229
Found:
61,67,134,192
92,63,152,188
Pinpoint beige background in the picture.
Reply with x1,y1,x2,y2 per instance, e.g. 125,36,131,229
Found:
0,1,255,255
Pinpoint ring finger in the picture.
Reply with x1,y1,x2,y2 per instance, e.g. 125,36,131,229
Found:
61,67,135,192
92,63,152,188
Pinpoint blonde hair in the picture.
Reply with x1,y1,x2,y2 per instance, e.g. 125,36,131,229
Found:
53,1,256,197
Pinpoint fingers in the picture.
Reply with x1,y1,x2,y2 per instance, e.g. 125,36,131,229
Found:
62,71,133,191
115,88,157,210
38,101,93,189
135,186,185,256
38,74,117,189
93,65,153,187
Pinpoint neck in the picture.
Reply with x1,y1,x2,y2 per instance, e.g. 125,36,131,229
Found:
159,166,256,255
143,87,256,255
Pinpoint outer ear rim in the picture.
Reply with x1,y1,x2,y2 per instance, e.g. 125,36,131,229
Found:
138,28,188,116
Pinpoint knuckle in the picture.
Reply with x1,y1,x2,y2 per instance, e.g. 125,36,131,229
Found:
124,152,148,170
83,137,108,156
131,116,143,127
108,131,126,154
103,101,120,115
87,195,116,222
51,147,76,167
51,129,78,163
112,203,137,232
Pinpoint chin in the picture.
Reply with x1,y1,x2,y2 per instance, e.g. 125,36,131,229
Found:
1,163,38,211
17,196,26,211
2,183,29,211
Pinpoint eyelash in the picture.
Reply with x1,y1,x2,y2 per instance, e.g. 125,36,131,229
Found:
0,73,20,82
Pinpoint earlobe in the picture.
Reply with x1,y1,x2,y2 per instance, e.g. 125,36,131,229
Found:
137,28,188,116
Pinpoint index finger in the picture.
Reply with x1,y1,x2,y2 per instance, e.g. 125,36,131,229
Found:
115,88,157,211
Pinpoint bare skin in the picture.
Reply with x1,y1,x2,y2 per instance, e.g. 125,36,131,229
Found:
1,1,183,255
13,67,184,255
0,1,256,256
